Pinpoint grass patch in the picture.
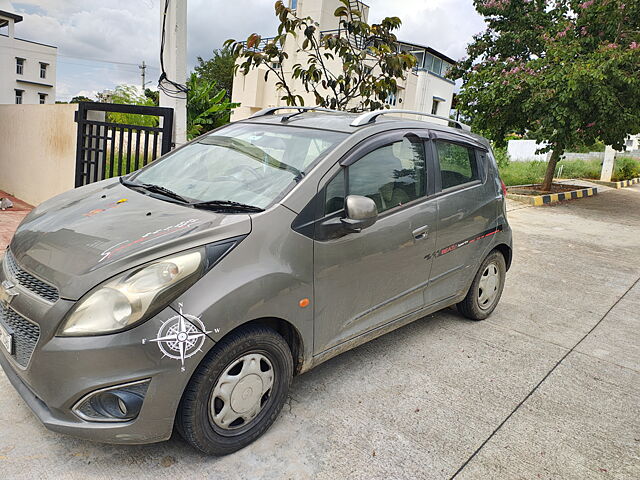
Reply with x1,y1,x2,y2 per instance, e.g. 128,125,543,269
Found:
499,157,640,185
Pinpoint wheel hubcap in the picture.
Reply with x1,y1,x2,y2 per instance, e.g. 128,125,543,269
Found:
478,262,500,310
210,353,274,430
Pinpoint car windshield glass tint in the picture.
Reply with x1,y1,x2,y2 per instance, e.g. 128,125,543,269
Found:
130,123,347,209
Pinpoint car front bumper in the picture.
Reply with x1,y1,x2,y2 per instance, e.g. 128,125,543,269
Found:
0,257,214,445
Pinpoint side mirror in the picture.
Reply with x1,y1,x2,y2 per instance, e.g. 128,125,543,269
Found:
341,195,378,232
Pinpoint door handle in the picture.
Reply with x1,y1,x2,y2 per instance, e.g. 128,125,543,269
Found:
412,225,429,240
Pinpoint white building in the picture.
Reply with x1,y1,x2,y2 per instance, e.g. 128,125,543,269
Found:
0,10,57,105
231,0,456,121
624,135,639,152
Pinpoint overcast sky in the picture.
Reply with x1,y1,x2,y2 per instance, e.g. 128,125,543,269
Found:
0,0,485,101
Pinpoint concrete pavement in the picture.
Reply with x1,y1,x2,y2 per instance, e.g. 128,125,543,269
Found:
0,185,639,479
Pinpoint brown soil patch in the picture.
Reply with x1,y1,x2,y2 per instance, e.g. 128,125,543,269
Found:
507,183,584,195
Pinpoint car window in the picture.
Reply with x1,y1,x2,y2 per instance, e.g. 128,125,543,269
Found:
435,141,478,189
325,169,346,215
348,137,426,213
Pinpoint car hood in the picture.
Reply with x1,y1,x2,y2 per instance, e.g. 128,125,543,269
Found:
9,179,252,300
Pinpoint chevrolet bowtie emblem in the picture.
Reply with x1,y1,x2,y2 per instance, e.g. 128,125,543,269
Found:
0,280,18,307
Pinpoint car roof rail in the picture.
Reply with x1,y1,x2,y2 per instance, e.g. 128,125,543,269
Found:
350,109,471,131
248,106,339,120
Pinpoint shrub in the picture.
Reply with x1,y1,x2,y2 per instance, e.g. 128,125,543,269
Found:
499,161,547,186
613,157,640,181
492,146,510,169
555,158,602,179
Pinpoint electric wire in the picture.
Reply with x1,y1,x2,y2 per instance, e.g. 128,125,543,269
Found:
158,0,189,98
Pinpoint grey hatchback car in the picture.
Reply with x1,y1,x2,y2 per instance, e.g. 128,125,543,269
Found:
0,108,512,455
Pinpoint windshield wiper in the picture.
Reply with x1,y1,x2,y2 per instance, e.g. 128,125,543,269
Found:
190,200,264,213
120,178,191,204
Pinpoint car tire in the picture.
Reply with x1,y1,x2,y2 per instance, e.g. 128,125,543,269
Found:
176,326,293,455
457,250,506,321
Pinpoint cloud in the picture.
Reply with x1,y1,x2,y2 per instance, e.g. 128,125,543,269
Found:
1,0,484,101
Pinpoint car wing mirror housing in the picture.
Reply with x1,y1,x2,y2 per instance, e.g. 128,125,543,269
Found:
341,195,378,232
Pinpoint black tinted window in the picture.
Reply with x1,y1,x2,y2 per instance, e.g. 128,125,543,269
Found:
436,142,478,189
325,170,345,215
348,138,426,213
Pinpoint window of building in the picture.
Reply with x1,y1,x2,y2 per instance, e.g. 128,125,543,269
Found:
431,99,440,115
290,0,298,10
386,92,397,106
423,53,434,71
39,93,47,104
15,89,23,104
16,58,24,75
348,138,427,213
435,142,479,189
411,50,424,69
432,57,443,76
40,63,48,79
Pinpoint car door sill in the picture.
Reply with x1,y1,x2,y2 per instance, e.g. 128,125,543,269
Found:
311,294,459,369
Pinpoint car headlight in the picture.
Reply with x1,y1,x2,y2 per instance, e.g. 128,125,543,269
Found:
59,237,245,336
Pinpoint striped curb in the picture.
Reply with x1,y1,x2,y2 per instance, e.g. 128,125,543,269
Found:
590,177,640,189
507,186,598,206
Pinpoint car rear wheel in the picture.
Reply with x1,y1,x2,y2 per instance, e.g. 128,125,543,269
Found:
457,250,506,321
176,326,293,455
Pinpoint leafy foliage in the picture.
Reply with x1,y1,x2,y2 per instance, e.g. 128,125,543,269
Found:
225,0,416,111
70,95,93,103
186,73,239,139
614,157,640,181
108,85,158,127
452,0,640,189
144,88,159,106
498,156,640,185
194,47,237,97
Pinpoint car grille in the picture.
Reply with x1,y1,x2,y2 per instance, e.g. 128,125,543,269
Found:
4,251,60,303
0,303,40,368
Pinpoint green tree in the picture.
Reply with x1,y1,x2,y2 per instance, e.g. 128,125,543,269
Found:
194,47,237,97
70,95,93,103
452,0,640,191
144,88,159,106
108,85,158,127
225,0,416,111
186,73,239,139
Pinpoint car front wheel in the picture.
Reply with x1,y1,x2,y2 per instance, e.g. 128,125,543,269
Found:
176,326,293,455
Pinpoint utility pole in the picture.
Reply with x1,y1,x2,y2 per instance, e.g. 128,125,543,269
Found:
139,61,147,91
159,0,187,146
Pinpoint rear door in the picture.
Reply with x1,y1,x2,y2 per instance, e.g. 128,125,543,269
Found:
427,132,497,305
310,130,439,354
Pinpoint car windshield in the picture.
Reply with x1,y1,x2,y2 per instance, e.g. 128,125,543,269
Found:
129,123,347,209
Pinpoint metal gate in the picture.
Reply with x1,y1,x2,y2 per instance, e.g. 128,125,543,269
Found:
74,102,174,187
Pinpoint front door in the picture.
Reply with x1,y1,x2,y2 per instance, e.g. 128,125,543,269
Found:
312,132,438,355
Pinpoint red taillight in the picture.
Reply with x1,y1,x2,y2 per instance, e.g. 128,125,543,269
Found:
500,179,508,197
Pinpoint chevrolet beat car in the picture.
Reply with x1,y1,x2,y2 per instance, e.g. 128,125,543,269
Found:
0,108,512,455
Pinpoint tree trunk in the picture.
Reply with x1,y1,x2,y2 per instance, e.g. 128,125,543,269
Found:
541,147,562,191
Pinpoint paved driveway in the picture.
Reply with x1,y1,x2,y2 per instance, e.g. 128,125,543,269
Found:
1,185,639,479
